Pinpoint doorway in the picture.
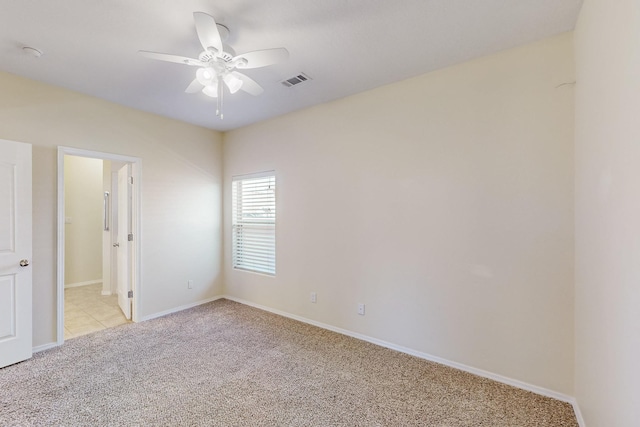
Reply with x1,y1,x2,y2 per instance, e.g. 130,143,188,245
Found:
56,147,141,345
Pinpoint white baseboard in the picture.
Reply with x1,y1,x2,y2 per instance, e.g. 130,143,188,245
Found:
64,279,102,289
101,291,112,296
222,295,578,406
33,342,58,353
139,296,224,322
572,400,586,427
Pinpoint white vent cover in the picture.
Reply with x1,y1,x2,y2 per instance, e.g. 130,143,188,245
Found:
281,73,311,87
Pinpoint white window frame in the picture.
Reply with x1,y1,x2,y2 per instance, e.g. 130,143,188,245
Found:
231,171,276,276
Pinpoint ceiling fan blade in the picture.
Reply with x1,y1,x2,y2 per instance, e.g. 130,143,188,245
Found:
232,71,264,96
193,12,223,53
185,78,204,93
138,51,202,66
233,48,289,69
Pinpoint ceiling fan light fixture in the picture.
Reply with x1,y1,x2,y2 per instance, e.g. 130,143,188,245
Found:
202,84,219,98
196,67,216,86
223,73,243,94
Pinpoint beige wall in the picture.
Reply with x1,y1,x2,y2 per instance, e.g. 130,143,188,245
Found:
64,155,103,286
574,0,640,425
223,34,575,394
0,71,224,347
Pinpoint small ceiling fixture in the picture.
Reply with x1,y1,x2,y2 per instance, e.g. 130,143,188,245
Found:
22,46,43,58
139,12,289,120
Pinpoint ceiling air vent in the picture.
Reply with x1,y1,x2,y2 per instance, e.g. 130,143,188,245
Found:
281,73,311,87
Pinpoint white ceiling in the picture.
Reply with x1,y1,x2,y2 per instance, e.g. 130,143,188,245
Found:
0,0,583,132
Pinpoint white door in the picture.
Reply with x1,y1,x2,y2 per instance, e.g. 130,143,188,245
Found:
0,139,32,368
116,164,132,320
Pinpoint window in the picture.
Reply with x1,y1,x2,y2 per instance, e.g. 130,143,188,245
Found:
232,172,276,275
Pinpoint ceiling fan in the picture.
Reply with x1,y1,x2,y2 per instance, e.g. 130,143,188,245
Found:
139,12,289,119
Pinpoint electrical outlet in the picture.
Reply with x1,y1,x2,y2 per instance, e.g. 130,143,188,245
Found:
188,280,193,289
357,303,365,315
310,292,317,303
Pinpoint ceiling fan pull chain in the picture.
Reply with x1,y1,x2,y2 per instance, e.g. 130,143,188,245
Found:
216,80,224,120
216,81,221,117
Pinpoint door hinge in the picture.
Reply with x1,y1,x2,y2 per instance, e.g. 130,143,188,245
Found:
129,176,133,185
128,233,133,241
128,290,133,298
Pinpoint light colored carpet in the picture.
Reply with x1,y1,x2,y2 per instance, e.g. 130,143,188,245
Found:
0,299,578,426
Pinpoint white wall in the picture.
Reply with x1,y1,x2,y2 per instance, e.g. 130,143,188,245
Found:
64,155,103,286
574,0,640,425
224,33,575,395
0,71,224,347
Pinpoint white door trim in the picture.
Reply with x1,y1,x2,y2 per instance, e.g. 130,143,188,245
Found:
56,146,142,345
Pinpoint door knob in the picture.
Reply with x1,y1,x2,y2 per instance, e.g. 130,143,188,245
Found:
19,259,29,267
113,243,120,247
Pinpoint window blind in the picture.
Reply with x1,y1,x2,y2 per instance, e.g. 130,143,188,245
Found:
232,173,276,275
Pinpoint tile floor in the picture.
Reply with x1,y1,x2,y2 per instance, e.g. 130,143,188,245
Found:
64,283,130,339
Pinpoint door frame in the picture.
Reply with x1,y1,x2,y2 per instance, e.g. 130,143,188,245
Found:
56,146,142,345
